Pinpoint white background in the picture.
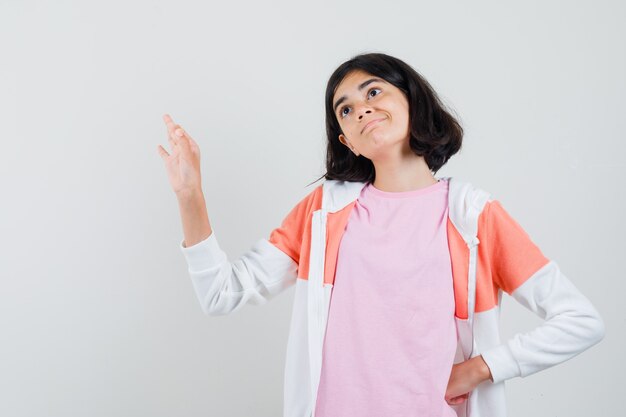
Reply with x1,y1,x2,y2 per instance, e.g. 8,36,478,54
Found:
1,0,623,416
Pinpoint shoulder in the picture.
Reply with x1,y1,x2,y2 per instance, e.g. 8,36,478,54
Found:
447,177,493,205
285,183,324,219
446,177,493,241
321,179,367,212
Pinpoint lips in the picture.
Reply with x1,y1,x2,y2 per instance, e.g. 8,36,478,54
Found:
362,118,385,134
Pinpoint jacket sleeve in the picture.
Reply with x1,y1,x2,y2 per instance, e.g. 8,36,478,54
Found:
479,200,606,384
178,187,318,316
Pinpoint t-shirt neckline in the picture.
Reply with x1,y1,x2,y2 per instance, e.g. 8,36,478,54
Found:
365,178,447,199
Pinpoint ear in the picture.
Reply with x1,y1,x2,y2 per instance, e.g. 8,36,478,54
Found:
339,134,359,156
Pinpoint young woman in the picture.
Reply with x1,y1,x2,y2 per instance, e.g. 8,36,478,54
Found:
157,53,605,417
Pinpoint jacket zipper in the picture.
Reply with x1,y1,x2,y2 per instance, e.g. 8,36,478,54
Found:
309,209,327,417
465,235,480,417
318,209,327,335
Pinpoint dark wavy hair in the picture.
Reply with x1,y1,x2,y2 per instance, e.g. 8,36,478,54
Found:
307,52,463,186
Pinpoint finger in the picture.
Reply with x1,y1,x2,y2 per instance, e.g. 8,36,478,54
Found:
163,113,175,129
452,395,463,403
163,114,175,135
186,133,199,149
157,144,170,159
451,394,467,404
163,114,180,146
174,126,192,144
170,124,188,148
163,115,176,145
164,114,184,138
176,128,192,152
174,127,186,138
163,115,195,153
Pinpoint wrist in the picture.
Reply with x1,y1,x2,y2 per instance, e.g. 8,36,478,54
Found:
176,188,204,202
472,355,493,383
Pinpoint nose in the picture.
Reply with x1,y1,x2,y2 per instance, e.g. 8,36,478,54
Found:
356,106,373,120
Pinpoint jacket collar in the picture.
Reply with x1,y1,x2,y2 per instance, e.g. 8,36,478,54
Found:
320,179,367,213
321,176,491,247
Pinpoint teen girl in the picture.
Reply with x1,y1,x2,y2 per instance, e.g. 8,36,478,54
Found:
157,52,605,417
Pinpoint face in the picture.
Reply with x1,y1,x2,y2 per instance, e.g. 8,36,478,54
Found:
332,69,410,160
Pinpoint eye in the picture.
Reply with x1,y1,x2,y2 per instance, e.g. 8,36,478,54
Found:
339,87,382,118
369,87,381,98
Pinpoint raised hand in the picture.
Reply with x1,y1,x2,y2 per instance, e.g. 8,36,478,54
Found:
157,114,203,197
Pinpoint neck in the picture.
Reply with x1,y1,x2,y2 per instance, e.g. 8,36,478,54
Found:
370,142,437,192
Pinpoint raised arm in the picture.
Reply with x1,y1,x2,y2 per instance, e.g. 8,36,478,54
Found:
158,114,311,315
158,114,212,247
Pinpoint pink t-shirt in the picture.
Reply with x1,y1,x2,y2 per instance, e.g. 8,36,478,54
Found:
314,178,458,417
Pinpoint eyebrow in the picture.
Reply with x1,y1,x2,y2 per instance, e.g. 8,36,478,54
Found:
333,78,385,114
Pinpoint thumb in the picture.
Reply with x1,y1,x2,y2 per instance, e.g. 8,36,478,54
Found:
157,144,170,159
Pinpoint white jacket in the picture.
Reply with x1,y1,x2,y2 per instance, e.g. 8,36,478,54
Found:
179,176,605,417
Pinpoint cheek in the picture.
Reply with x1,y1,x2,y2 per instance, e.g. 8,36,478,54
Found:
391,102,410,125
340,119,358,135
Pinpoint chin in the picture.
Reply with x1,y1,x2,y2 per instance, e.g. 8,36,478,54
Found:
370,131,406,147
